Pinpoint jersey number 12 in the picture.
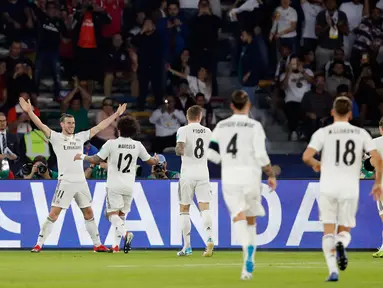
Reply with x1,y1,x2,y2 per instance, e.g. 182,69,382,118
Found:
117,153,133,173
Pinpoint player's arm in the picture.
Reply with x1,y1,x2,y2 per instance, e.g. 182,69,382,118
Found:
138,142,160,165
302,129,324,172
19,97,51,138
74,154,104,164
207,127,221,164
175,127,186,156
369,150,382,183
89,103,127,139
175,142,185,156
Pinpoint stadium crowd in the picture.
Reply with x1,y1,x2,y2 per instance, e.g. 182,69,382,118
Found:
0,0,383,178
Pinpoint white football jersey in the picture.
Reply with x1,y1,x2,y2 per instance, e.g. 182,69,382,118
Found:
207,114,270,185
308,122,375,199
97,137,151,194
49,130,90,183
177,123,212,180
372,136,383,182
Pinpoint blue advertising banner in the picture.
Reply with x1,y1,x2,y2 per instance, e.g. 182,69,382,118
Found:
0,180,381,249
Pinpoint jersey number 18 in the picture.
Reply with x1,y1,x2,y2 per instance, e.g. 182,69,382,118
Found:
335,140,356,166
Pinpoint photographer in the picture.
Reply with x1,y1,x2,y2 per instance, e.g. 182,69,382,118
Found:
148,154,179,179
85,161,107,180
23,155,58,180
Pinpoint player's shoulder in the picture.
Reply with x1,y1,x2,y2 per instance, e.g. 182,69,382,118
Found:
177,125,186,133
373,135,383,145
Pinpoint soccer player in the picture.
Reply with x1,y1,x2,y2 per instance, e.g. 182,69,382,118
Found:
365,118,383,258
207,90,277,280
175,105,214,257
302,97,383,281
74,116,159,253
18,97,127,253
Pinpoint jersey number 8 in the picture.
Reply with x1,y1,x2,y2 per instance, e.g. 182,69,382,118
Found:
194,138,204,159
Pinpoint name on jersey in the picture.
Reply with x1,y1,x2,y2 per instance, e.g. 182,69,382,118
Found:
118,144,136,149
219,121,254,128
193,129,206,134
329,128,360,134
63,142,82,150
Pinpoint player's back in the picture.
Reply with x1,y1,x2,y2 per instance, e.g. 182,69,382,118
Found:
178,123,211,180
318,122,372,198
211,114,268,185
104,137,145,194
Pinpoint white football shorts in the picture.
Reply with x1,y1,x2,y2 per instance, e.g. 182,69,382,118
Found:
319,194,358,228
178,178,211,205
52,180,92,209
222,183,265,220
105,188,133,214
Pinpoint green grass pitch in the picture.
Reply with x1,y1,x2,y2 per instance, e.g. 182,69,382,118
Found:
1,251,382,287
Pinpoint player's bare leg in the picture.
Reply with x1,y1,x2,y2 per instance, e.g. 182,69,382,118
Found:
31,206,62,252
199,202,214,257
177,204,192,256
336,225,351,271
81,207,109,252
373,214,383,257
322,224,339,282
232,211,252,280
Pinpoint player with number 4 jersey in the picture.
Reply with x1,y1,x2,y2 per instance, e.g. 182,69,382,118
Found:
207,91,277,280
303,97,383,282
175,105,214,257
74,116,159,253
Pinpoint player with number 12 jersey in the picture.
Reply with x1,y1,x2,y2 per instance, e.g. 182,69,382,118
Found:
175,105,214,257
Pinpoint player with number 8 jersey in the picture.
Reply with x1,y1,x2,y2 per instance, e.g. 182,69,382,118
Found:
175,105,214,257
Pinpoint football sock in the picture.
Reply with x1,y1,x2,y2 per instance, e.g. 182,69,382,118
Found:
201,209,213,242
85,218,102,247
322,234,338,275
110,214,125,248
180,212,191,250
36,217,55,247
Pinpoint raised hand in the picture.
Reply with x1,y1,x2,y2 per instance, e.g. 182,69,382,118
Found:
19,97,32,113
116,103,127,116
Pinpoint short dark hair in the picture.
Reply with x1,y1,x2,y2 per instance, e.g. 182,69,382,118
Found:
231,90,249,110
241,27,254,37
60,113,74,123
46,1,56,9
0,112,6,118
33,155,48,165
117,116,140,138
315,72,325,79
195,92,205,99
187,105,203,121
333,96,352,116
336,84,349,95
167,0,180,8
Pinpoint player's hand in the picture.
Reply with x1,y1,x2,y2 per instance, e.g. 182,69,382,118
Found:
371,183,382,201
19,97,32,113
153,153,160,164
5,153,17,161
73,154,83,161
268,177,277,191
116,103,127,116
312,160,321,172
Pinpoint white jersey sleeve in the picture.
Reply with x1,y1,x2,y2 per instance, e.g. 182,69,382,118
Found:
362,130,374,153
97,140,112,160
207,126,221,164
76,130,91,142
49,130,60,145
138,142,151,162
253,123,270,167
308,128,325,152
177,126,186,143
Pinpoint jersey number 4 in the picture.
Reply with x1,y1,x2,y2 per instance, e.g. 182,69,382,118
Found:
117,153,133,173
335,140,356,166
226,133,238,158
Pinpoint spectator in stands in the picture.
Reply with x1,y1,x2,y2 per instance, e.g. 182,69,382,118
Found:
275,44,292,83
132,17,164,110
72,0,111,83
0,61,7,113
23,155,58,180
2,0,34,44
148,154,179,179
324,48,353,80
104,34,131,97
325,61,352,97
0,112,20,174
269,0,298,53
158,0,187,63
168,65,212,102
301,73,332,139
354,65,383,125
174,82,195,115
8,92,40,135
301,48,315,70
195,92,217,129
337,84,360,124
0,161,15,179
149,95,186,153
315,0,348,70
85,161,107,179
280,55,314,140
5,40,33,79
32,1,68,101
83,140,99,170
61,77,91,133
239,28,263,108
339,0,367,60
189,0,221,94
92,97,117,149
97,0,124,47
169,48,191,90
352,7,383,78
301,0,324,51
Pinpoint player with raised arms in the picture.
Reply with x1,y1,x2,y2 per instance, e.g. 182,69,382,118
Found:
175,105,214,257
303,97,383,281
207,90,277,280
18,97,127,253
74,116,159,253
